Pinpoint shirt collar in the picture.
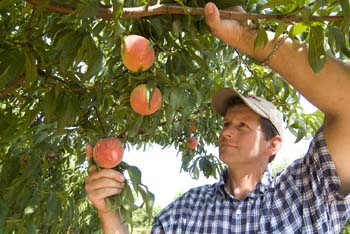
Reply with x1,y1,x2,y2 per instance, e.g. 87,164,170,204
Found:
216,166,274,200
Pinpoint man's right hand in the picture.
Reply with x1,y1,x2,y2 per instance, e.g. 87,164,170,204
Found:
85,166,125,213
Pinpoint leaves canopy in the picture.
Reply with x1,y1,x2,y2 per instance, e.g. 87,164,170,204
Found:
0,0,349,233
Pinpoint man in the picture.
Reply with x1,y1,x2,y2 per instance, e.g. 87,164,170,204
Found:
84,2,350,233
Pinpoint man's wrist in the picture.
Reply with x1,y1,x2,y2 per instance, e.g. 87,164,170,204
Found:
98,209,129,234
237,28,286,64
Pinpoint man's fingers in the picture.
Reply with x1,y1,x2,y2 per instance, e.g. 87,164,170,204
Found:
85,168,125,184
84,169,126,211
86,187,124,202
85,177,125,192
204,2,221,33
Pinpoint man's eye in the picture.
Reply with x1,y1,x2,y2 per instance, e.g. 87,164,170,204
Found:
238,122,247,128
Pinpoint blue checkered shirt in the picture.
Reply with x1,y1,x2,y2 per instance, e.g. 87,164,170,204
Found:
151,127,350,233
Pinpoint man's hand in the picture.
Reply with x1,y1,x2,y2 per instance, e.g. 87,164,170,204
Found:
204,2,246,48
203,2,269,62
85,167,125,213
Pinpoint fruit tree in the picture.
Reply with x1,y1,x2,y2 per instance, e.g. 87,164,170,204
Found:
0,0,349,233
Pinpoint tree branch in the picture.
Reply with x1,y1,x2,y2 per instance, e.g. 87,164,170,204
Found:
25,0,343,23
93,106,107,136
0,68,97,99
0,76,25,98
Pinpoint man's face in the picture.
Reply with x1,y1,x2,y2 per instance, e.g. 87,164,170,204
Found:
218,104,269,166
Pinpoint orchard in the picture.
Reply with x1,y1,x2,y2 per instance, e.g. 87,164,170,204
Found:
0,0,349,233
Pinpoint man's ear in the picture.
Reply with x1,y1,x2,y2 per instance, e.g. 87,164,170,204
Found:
265,136,283,158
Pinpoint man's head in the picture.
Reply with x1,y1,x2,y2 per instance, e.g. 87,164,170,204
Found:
211,88,284,163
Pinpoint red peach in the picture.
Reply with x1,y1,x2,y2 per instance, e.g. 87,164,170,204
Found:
130,84,162,115
93,137,124,168
121,35,155,72
186,137,198,150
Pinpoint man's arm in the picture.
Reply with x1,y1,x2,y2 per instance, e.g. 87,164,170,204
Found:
204,2,350,194
85,168,129,234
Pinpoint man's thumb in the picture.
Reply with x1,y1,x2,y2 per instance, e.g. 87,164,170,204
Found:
204,2,220,30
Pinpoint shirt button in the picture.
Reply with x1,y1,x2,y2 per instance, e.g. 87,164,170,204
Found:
236,209,241,216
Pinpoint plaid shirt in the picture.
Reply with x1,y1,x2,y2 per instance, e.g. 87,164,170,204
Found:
151,127,350,233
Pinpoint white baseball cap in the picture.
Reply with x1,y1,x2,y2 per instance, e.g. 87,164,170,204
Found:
211,88,284,136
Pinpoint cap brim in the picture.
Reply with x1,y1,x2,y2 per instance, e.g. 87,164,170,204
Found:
211,88,246,116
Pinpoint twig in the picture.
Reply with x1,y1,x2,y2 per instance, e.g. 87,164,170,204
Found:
25,0,344,23
0,76,25,98
93,106,107,136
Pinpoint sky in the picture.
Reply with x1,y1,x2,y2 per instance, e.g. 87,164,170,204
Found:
123,97,318,208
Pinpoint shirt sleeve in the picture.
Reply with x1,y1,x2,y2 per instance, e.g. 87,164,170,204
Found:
151,217,165,234
289,126,347,197
280,126,350,230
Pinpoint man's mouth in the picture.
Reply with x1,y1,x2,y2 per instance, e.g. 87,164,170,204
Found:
220,143,238,148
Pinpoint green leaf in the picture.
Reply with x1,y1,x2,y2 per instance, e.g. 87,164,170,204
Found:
145,82,156,109
274,23,287,40
33,131,49,145
128,115,144,138
0,200,9,231
327,25,350,58
47,193,60,223
57,31,84,74
290,23,308,37
112,0,125,18
62,200,75,231
170,87,185,110
127,165,142,189
118,183,138,226
43,88,57,122
254,28,268,50
295,128,307,143
83,36,104,79
0,48,25,90
191,163,200,179
0,0,19,9
215,0,247,9
301,6,311,24
338,0,350,29
282,81,290,102
199,157,212,177
56,91,80,132
308,26,326,73
75,1,100,18
144,112,160,136
165,105,175,126
273,77,281,94
24,48,38,88
261,0,289,9
25,220,37,234
138,186,155,223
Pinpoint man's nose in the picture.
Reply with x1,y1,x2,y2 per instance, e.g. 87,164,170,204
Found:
221,127,235,139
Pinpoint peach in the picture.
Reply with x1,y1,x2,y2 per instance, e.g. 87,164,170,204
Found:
93,137,124,168
130,84,162,115
186,137,198,150
121,35,155,72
